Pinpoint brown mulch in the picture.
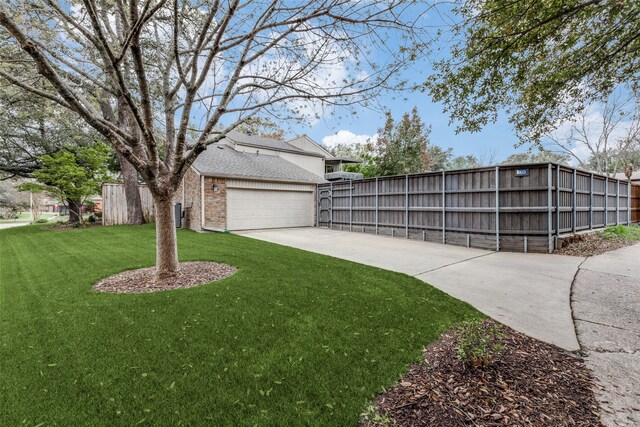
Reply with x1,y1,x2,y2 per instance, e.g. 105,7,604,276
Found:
42,223,102,231
363,319,601,427
554,233,636,257
92,261,236,293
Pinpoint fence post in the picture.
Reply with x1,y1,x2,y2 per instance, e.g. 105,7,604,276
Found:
616,180,620,225
315,185,320,227
405,175,409,239
495,166,500,252
329,182,333,229
589,173,593,229
628,180,632,226
349,182,352,231
604,177,609,226
547,164,553,253
572,169,577,233
556,165,560,237
375,177,379,235
442,170,446,244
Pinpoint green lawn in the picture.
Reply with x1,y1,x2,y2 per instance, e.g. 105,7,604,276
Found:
0,225,480,426
0,212,58,223
0,212,32,222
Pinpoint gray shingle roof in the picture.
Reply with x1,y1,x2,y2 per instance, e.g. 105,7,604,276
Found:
192,144,327,184
224,131,325,157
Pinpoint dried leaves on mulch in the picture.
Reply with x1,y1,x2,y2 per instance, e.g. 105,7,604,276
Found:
554,233,636,257
364,319,601,427
93,262,236,293
42,223,102,231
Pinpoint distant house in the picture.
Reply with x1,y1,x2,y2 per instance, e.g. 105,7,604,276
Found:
614,171,640,185
175,132,338,231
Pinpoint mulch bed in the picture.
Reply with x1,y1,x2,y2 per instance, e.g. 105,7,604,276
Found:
554,233,636,257
362,319,601,427
93,262,236,293
42,223,102,231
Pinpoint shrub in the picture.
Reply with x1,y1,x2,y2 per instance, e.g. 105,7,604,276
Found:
36,218,48,224
601,225,640,241
88,215,96,223
455,319,505,367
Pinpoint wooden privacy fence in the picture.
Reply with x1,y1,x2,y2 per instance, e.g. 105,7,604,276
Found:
102,183,155,225
317,163,639,253
633,184,640,223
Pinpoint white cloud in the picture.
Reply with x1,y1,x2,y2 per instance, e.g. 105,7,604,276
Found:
322,130,377,148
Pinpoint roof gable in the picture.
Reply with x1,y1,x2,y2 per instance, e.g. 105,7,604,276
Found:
192,144,327,184
224,131,324,158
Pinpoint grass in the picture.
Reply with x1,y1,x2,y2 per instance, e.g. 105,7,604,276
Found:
0,212,59,223
0,212,32,222
0,225,480,426
601,224,640,241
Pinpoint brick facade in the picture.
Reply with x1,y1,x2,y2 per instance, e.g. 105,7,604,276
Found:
175,167,202,230
203,177,227,230
175,169,228,231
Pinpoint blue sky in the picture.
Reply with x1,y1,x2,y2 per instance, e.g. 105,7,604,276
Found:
286,4,524,163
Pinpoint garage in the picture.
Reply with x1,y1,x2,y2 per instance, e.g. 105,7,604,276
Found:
226,180,315,230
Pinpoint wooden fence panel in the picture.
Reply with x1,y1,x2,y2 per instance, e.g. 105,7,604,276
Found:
632,184,640,223
317,163,633,253
102,184,154,225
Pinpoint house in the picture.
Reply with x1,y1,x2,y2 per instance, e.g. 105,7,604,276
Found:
614,170,640,185
286,134,364,181
175,131,331,232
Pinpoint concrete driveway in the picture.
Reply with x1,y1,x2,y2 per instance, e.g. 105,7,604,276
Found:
237,227,584,351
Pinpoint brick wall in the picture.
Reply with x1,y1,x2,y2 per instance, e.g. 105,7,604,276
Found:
175,167,202,230
203,177,227,230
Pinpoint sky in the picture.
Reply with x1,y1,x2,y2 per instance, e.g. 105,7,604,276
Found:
282,4,524,163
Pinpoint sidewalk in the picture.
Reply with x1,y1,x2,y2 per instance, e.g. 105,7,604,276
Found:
572,243,640,426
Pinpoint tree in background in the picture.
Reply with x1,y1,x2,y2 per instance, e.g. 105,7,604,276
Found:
542,93,640,175
0,56,145,225
501,150,571,166
371,108,431,176
447,154,480,170
20,143,111,223
426,0,640,143
0,180,29,219
0,1,424,278
235,117,285,140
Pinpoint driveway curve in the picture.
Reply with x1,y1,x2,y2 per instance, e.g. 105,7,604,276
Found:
237,227,583,351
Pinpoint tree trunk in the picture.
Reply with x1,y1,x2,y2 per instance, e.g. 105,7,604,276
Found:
67,198,82,223
154,196,179,279
117,152,145,225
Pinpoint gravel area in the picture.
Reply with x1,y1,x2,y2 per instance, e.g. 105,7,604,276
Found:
362,319,601,427
555,233,637,257
93,262,236,293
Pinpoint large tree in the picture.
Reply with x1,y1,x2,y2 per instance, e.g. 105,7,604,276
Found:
0,1,424,278
426,0,640,143
0,54,146,225
371,107,431,176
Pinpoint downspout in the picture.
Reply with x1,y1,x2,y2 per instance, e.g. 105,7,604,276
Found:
199,174,229,233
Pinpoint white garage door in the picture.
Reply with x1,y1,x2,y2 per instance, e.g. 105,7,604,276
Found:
226,181,315,230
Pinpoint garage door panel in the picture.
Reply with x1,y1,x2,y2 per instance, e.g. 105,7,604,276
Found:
227,188,314,230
